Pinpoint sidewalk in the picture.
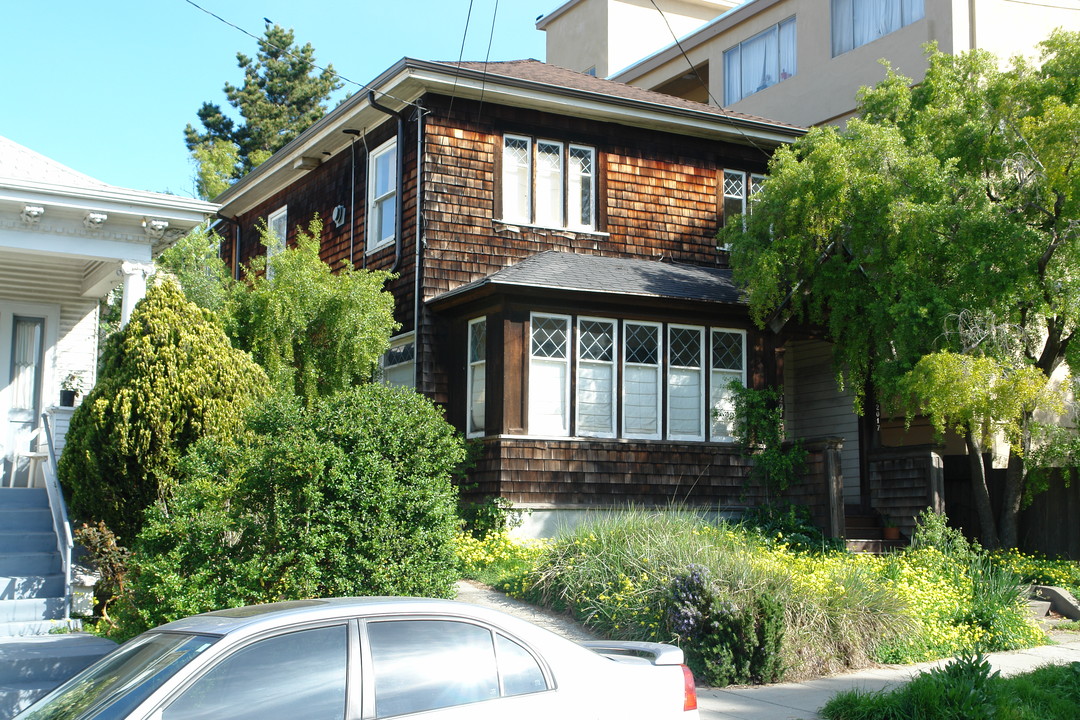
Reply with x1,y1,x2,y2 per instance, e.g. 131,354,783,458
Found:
455,581,1080,720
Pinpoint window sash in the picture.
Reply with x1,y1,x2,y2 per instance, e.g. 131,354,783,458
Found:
529,314,571,436
710,330,747,441
576,317,616,438
381,335,415,389
502,135,532,225
501,136,595,231
567,145,595,230
467,318,486,438
368,140,397,250
667,325,705,441
622,321,662,440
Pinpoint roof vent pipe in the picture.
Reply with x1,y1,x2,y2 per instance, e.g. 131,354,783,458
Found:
367,91,405,273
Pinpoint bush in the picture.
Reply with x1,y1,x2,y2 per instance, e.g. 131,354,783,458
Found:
59,280,268,542
109,385,466,637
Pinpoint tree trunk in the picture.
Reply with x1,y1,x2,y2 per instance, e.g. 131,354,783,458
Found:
999,450,1025,549
966,433,999,549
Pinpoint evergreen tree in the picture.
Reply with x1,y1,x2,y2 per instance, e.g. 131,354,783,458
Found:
184,23,341,197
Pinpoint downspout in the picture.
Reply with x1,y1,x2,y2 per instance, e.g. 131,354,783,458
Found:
342,129,360,267
368,91,406,273
214,212,242,280
413,103,426,390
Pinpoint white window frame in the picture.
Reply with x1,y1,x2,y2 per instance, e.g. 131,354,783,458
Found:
709,329,747,442
831,0,924,57
467,318,487,438
575,317,617,439
500,135,596,232
622,320,663,441
723,17,797,105
368,138,397,252
381,332,415,389
528,313,572,437
265,207,287,278
667,324,706,442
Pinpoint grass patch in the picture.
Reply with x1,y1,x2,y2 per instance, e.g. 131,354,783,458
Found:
821,655,1080,720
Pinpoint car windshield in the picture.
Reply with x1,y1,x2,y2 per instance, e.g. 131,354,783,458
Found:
18,632,217,720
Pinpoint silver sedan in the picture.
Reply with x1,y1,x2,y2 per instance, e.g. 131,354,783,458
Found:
17,597,699,720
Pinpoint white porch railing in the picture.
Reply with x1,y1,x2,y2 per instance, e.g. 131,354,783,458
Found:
40,412,74,619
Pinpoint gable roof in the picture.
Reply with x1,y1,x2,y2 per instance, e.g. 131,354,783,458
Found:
446,59,802,131
429,250,742,309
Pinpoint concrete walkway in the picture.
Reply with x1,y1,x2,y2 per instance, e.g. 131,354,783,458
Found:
455,580,1080,720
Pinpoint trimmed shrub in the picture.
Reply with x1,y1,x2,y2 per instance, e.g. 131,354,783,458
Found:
59,279,268,542
110,385,466,637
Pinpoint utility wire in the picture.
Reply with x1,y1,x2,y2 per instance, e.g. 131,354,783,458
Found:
447,0,477,116
476,0,501,119
182,0,420,110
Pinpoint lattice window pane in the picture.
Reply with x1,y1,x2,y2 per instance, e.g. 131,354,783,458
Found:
470,321,487,363
625,323,658,364
712,331,743,371
724,171,746,198
532,316,567,359
579,320,613,361
669,327,702,368
504,137,529,165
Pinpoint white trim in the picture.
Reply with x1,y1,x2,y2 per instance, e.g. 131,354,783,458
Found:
575,316,618,439
467,317,487,438
528,313,572,437
622,320,663,441
667,324,706,442
367,138,397,253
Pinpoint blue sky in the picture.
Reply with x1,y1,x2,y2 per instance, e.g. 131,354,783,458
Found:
4,0,554,198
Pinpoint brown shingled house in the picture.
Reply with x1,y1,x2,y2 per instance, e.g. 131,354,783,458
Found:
213,57,862,536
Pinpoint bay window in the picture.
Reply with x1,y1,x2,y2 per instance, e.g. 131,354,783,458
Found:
501,135,596,231
724,17,797,105
831,0,924,56
467,318,487,438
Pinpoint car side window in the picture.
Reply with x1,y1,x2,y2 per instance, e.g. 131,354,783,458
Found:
161,624,348,720
495,633,547,696
368,620,500,717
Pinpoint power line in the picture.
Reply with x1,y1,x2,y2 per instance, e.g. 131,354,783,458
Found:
181,0,420,111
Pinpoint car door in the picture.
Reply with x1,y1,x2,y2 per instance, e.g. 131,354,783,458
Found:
361,617,566,720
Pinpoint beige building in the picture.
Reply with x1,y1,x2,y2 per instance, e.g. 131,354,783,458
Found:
540,0,1080,128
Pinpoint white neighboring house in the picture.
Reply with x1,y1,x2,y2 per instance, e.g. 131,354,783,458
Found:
0,136,217,487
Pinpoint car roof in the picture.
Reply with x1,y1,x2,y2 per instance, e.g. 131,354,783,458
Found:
150,597,545,639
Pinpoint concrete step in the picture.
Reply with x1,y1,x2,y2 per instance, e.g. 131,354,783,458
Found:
0,489,48,510
845,538,906,554
1027,599,1052,618
0,509,53,534
0,575,65,601
0,618,81,637
0,597,67,623
0,633,117,718
0,532,55,553
0,554,61,578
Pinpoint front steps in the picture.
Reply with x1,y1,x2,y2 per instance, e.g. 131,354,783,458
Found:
0,489,74,636
844,513,907,554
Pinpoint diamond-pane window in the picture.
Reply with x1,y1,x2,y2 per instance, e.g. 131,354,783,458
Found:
470,321,487,363
579,320,613,361
538,142,562,171
724,172,745,198
532,316,567,359
712,331,742,370
570,146,593,175
505,137,529,165
625,324,658,364
670,327,702,368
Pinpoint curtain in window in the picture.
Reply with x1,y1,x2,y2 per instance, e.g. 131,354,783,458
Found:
11,318,42,412
739,26,778,99
529,315,570,436
535,142,564,228
779,18,797,80
502,137,531,224
854,0,900,49
577,319,614,436
723,47,741,105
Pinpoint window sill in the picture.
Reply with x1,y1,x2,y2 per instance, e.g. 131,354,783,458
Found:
493,220,609,239
478,433,738,446
366,240,395,255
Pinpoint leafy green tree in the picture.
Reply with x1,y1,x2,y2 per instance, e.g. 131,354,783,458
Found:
58,280,268,542
724,32,1080,548
235,217,398,402
184,23,341,196
112,385,466,636
155,225,234,321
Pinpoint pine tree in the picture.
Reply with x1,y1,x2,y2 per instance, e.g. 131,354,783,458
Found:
184,23,341,198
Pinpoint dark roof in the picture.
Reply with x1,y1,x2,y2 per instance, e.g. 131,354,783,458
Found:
430,251,743,307
441,60,805,132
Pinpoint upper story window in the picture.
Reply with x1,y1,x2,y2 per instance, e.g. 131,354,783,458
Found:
368,138,397,252
720,170,765,249
831,0,924,56
723,17,796,105
501,135,596,232
266,205,287,278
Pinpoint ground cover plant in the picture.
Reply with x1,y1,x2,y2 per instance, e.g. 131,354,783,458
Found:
821,655,1080,720
513,509,1045,686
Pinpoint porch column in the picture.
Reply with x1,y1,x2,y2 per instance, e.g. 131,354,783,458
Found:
119,262,154,327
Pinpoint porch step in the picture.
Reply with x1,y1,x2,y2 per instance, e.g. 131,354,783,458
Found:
0,532,56,553
0,575,65,601
0,489,49,509
844,538,906,554
0,618,81,638
0,633,116,718
1027,599,1052,619
0,554,60,578
0,598,67,624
